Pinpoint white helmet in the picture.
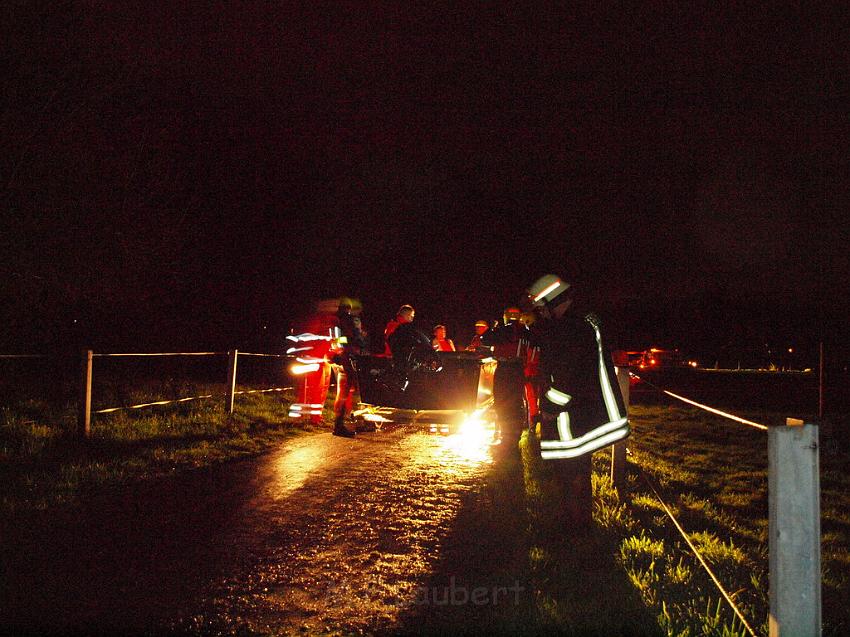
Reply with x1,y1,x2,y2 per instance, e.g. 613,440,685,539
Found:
527,274,572,307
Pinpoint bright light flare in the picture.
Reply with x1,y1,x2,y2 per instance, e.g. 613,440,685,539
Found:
351,407,394,423
362,413,392,423
290,362,320,375
440,410,494,463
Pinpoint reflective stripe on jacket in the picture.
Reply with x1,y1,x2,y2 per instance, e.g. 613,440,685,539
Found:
537,312,629,459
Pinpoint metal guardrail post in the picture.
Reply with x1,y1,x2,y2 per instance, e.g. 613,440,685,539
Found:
769,420,821,637
610,365,629,489
78,349,93,438
225,349,238,414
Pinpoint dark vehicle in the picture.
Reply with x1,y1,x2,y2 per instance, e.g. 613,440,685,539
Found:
352,351,497,433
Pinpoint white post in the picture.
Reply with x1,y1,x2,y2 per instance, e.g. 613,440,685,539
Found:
225,350,238,414
768,420,821,637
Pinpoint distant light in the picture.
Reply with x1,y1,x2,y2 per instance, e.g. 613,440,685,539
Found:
787,348,794,353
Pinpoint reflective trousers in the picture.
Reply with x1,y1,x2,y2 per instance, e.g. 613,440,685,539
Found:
290,362,332,424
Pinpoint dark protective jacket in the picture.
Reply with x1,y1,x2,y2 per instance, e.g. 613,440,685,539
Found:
387,322,441,374
535,311,629,459
481,320,536,360
465,333,486,352
335,310,368,373
387,322,429,356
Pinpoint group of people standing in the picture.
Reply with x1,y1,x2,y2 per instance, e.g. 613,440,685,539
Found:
290,275,629,527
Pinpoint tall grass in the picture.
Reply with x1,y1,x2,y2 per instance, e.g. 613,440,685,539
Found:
519,431,662,636
591,403,850,637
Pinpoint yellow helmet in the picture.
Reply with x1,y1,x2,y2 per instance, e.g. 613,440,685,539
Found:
503,306,521,324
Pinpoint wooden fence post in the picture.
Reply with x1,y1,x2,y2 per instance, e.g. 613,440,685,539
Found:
225,349,238,414
610,364,629,489
78,349,93,438
768,420,821,637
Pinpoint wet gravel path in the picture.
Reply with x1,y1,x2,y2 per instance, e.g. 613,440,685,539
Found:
2,424,529,636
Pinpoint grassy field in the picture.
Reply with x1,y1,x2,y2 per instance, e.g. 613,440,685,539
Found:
0,384,322,515
580,403,850,637
2,368,848,636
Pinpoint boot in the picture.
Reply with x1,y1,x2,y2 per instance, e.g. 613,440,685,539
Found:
333,415,355,438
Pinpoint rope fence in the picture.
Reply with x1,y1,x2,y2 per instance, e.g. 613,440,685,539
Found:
625,370,821,635
93,387,292,415
93,352,222,357
3,349,297,427
3,351,822,633
637,463,759,637
60,349,294,436
237,352,286,358
632,373,769,431
0,354,48,359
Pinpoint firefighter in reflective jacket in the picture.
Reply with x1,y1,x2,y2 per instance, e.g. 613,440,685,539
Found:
285,300,345,428
527,274,629,528
285,330,335,425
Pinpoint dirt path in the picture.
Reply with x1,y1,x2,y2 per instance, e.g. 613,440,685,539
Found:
2,422,659,636
1,424,531,635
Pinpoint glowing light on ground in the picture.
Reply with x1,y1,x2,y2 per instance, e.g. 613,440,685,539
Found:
439,411,494,464
269,442,327,499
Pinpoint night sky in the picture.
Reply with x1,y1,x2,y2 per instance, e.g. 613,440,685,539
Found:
2,2,848,362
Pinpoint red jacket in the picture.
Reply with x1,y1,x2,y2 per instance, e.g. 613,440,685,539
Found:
383,318,402,356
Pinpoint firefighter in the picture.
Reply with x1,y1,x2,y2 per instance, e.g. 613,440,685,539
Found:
526,274,629,528
481,306,534,450
285,328,334,427
285,299,352,435
331,301,366,437
380,305,441,392
383,304,415,356
465,320,491,352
